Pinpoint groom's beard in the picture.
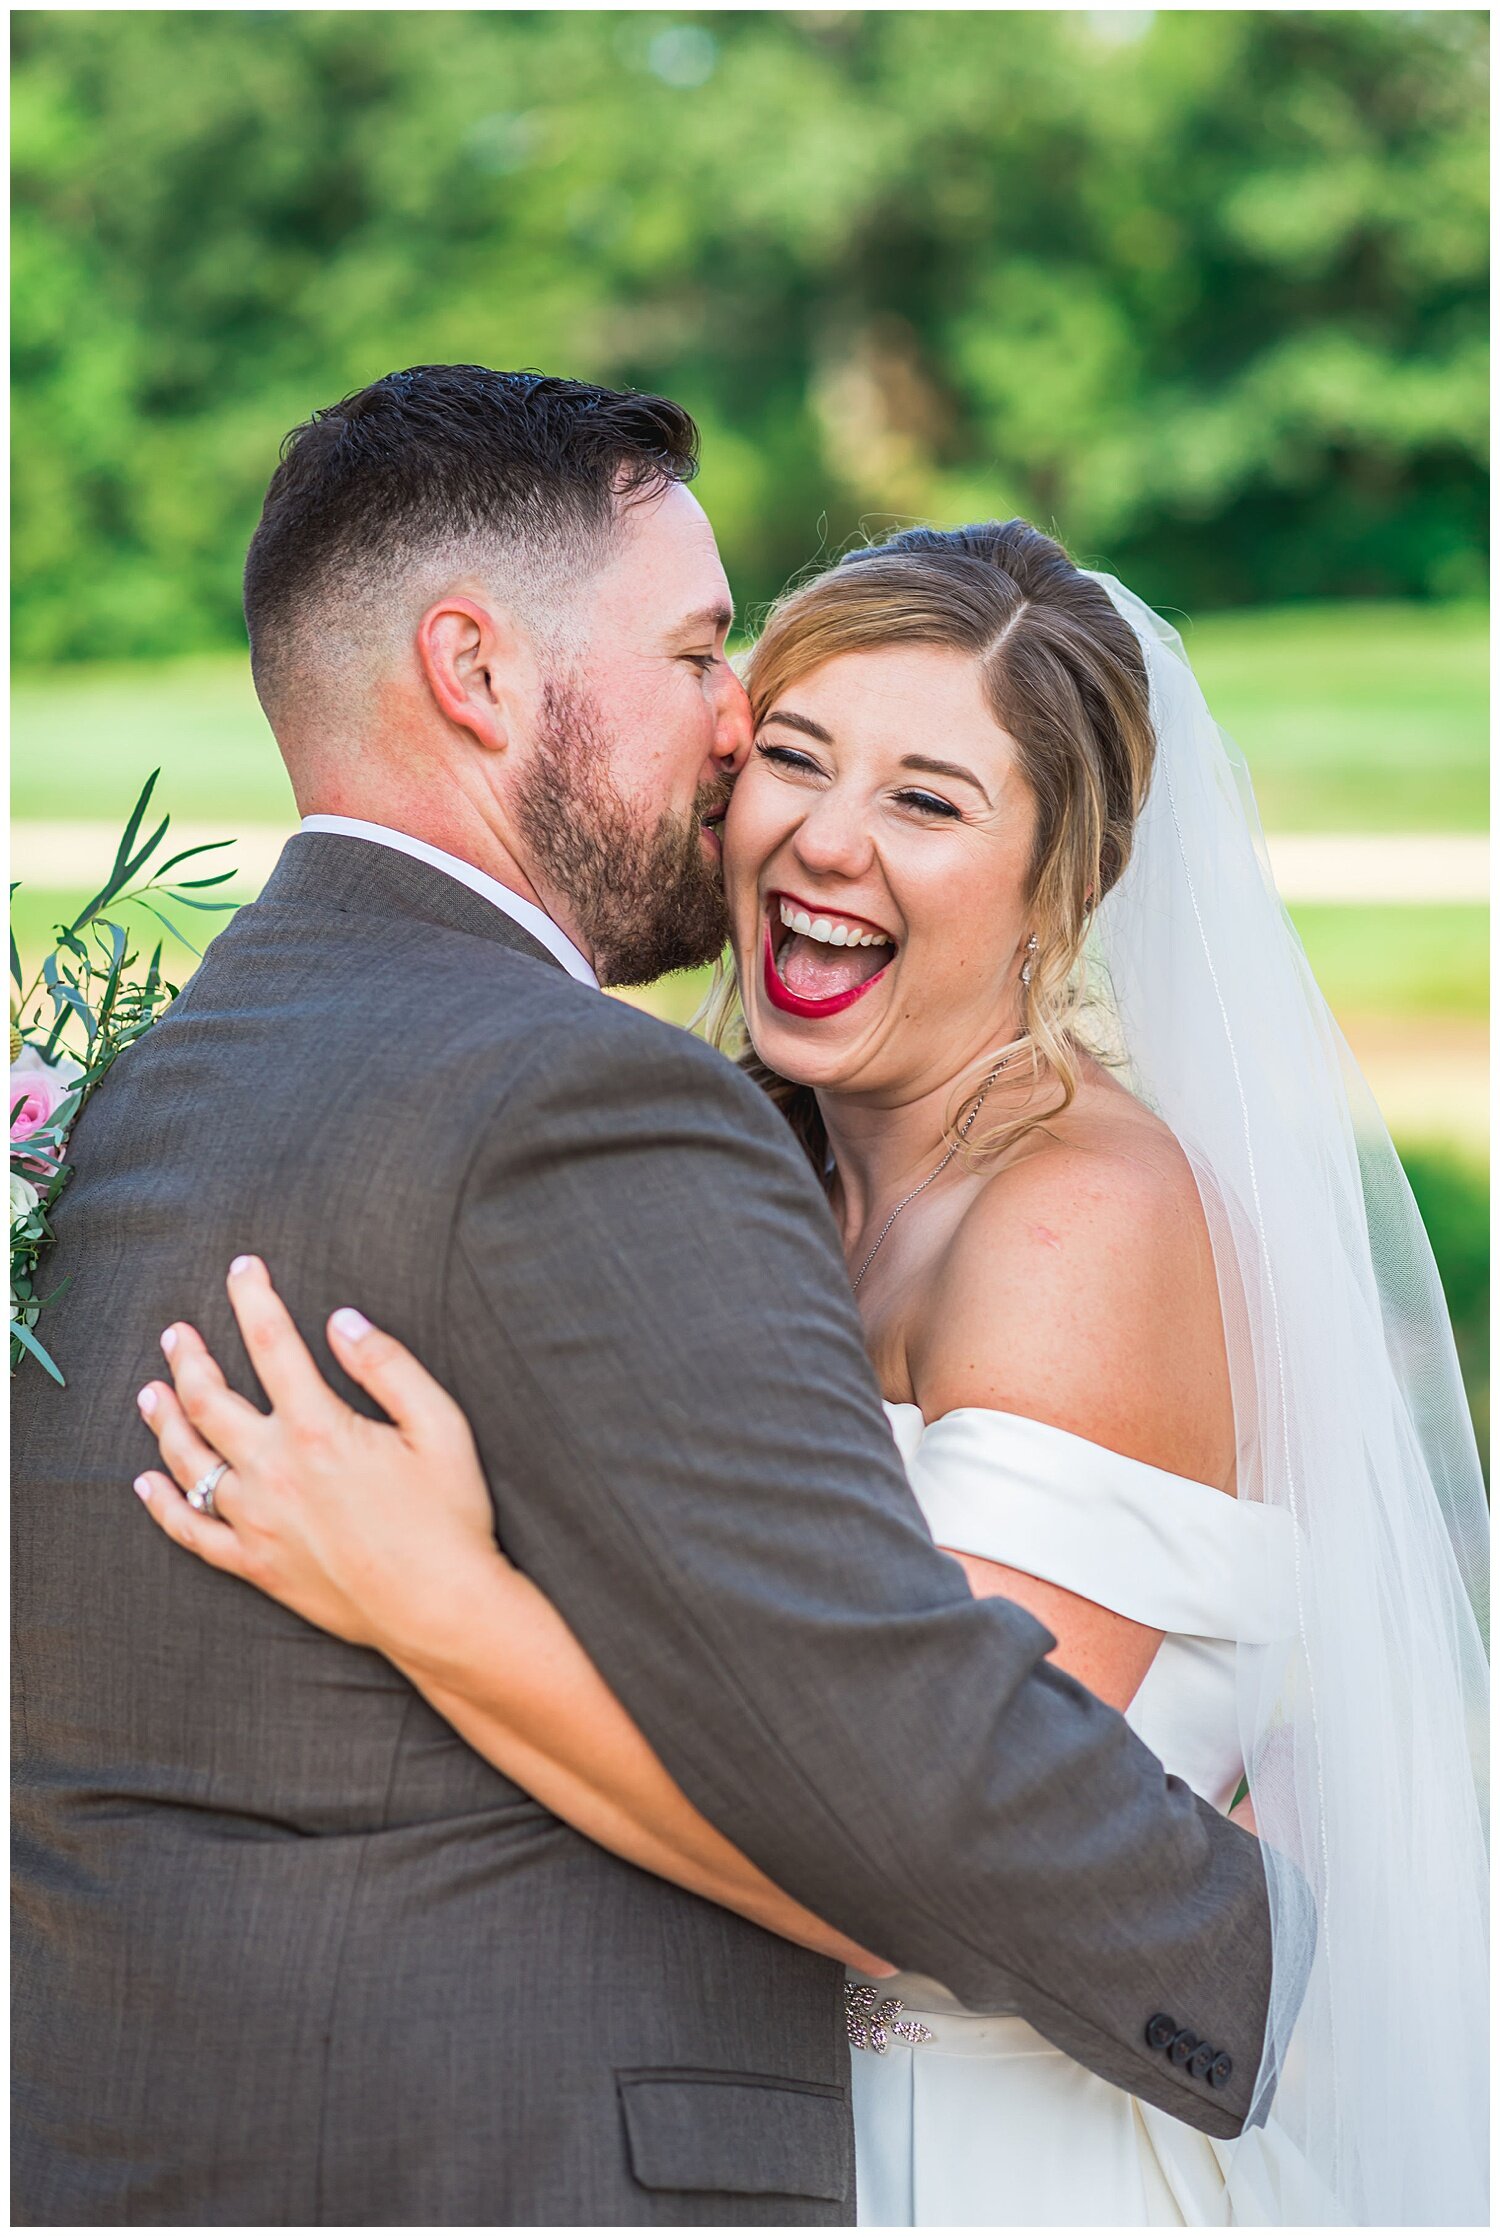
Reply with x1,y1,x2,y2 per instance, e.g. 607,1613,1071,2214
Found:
516,678,733,989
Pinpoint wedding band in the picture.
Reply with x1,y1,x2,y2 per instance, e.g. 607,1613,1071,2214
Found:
187,1461,228,1518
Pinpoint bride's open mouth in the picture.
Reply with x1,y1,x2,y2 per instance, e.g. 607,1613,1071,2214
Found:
762,891,897,1019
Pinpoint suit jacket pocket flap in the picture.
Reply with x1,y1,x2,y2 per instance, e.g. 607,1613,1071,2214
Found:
617,2068,850,2203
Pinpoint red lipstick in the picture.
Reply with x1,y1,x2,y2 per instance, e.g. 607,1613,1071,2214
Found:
762,921,892,1020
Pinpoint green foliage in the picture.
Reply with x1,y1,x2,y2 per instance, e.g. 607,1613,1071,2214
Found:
12,10,1488,662
1400,1148,1489,1468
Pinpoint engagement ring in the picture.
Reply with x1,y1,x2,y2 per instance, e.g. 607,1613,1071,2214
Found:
187,1462,228,1519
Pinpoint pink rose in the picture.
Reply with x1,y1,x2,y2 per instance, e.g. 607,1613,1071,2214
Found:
10,1047,84,1144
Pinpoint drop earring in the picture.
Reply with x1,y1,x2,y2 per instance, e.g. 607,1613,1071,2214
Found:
1020,933,1038,987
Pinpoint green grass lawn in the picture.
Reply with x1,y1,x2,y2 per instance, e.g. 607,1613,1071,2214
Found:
11,601,1488,834
12,657,292,825
1288,905,1488,1020
1178,602,1487,833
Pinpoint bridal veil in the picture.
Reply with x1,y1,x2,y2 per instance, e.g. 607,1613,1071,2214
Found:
1083,574,1489,2225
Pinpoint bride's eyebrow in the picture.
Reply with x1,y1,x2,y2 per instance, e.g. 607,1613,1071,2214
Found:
760,708,833,744
899,752,992,806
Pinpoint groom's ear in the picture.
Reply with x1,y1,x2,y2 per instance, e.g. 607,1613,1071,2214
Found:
415,595,533,754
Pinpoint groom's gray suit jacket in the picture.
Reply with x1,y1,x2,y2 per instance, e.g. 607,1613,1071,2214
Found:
13,834,1281,2227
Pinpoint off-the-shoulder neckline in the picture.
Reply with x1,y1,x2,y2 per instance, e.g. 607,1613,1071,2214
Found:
883,1398,1235,1504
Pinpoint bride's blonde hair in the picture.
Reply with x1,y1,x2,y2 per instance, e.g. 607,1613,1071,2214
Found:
703,519,1156,1174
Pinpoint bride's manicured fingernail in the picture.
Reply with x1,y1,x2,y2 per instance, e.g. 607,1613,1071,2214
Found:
137,1386,157,1418
133,1476,152,1502
229,1255,257,1278
160,1328,178,1358
330,1307,371,1343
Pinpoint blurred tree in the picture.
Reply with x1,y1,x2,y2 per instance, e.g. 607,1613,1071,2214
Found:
11,8,1488,661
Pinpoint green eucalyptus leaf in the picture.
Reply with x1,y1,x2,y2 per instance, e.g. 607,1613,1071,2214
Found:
72,824,173,941
93,922,130,1034
117,769,160,857
142,941,164,999
161,891,238,913
87,816,172,911
148,838,235,883
69,772,163,931
46,981,98,1038
10,1314,66,1385
133,900,204,959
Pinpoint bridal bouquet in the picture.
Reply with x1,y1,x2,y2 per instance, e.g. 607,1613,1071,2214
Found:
10,773,235,1383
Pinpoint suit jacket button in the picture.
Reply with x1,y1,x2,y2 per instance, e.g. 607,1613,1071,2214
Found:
1188,2041,1216,2080
1168,2029,1199,2066
1208,2051,1234,2089
1145,2013,1176,2051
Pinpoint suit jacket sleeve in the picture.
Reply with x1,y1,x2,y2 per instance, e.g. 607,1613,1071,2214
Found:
442,1006,1285,2137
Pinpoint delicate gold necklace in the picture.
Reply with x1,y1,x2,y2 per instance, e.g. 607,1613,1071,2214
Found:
849,1059,1009,1294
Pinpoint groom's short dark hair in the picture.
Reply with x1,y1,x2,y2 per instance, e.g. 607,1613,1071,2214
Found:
243,364,699,713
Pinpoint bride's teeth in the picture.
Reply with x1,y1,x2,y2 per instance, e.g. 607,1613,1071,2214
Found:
772,900,895,950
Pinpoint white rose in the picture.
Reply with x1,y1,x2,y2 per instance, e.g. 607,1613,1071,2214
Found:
11,1170,40,1229
11,1044,85,1095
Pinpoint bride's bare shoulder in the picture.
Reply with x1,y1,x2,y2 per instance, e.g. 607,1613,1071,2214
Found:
910,1077,1234,1486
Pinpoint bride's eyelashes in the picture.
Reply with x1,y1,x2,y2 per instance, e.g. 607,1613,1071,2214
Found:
896,786,963,820
752,740,964,821
754,740,824,779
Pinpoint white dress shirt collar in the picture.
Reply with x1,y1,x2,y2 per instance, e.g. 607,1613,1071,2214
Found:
298,815,600,989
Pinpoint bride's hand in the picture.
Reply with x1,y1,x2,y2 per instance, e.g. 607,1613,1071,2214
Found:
133,1255,503,1659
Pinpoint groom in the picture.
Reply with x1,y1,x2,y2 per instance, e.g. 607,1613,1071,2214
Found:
14,367,1282,2225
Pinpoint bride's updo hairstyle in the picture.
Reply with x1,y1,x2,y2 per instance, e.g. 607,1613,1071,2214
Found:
715,519,1155,1171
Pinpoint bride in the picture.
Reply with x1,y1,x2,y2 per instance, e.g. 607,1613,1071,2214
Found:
134,521,1488,2225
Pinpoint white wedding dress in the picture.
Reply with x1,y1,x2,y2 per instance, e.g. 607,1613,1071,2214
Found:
850,1401,1301,2227
836,572,1486,2223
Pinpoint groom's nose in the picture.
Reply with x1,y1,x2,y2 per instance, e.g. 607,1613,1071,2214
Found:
711,663,754,774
